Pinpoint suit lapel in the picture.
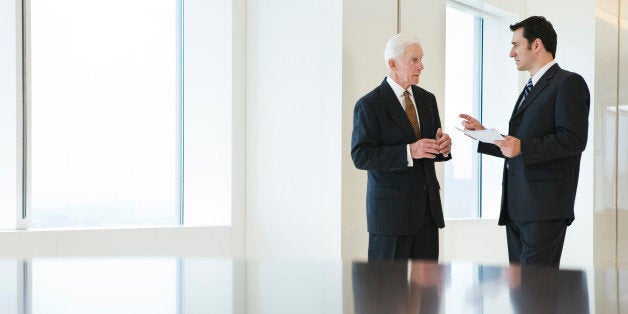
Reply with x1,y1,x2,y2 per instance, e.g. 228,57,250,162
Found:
510,90,525,120
378,79,418,142
513,64,560,118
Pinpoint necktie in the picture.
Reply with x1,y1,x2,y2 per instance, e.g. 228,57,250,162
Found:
403,91,420,139
522,78,533,100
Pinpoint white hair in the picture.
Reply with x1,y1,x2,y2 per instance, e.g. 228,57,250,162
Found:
384,33,421,72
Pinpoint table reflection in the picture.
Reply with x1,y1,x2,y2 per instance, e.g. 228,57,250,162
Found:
506,265,589,314
0,257,622,313
352,261,446,314
351,261,590,314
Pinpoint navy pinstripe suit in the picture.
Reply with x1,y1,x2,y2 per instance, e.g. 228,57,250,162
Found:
478,64,590,266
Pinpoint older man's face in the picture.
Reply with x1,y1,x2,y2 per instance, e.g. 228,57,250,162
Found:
391,43,424,90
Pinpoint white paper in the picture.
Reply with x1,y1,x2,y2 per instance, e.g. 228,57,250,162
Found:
456,127,505,143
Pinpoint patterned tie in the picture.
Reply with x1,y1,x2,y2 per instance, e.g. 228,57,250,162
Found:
403,91,421,139
522,78,533,100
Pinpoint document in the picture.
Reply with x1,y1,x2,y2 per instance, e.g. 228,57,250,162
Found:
456,127,504,143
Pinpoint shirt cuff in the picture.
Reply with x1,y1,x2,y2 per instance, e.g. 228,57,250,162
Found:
407,144,413,167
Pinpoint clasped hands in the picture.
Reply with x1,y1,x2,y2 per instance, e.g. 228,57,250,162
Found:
459,113,521,158
409,128,451,159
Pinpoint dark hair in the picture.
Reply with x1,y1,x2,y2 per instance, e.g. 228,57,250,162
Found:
510,16,557,58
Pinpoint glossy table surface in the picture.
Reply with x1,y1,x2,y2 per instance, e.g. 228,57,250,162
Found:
0,257,624,313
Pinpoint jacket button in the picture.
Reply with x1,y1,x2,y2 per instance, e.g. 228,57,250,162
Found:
422,185,427,190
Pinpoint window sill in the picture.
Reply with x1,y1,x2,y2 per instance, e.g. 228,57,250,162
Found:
0,225,231,257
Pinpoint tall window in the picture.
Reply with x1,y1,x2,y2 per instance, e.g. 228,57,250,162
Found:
0,0,17,229
29,0,180,227
23,0,235,228
182,0,233,226
444,4,518,219
444,6,482,219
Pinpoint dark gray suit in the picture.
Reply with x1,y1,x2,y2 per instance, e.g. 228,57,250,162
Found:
478,64,590,266
351,78,450,260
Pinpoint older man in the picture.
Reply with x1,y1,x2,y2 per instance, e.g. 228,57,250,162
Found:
351,33,452,261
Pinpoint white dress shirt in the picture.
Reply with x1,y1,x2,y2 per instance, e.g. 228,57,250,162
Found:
519,60,556,106
387,76,420,167
531,60,556,86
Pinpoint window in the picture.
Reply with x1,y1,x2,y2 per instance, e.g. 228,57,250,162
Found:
444,5,482,219
477,16,519,219
29,0,180,227
0,0,17,229
444,3,518,219
182,0,233,226
21,0,233,228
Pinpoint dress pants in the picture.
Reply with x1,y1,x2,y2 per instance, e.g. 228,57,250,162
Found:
506,218,568,267
368,208,439,262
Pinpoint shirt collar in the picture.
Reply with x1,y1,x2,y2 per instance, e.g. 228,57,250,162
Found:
387,76,414,98
530,60,556,86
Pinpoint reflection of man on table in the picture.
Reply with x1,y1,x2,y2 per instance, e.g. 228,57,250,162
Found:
352,261,444,314
504,265,589,314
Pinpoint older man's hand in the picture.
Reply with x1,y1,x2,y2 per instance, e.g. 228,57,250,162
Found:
435,128,451,157
409,138,440,159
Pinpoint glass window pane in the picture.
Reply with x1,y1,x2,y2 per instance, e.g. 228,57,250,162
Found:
444,6,481,219
480,18,519,219
0,0,17,229
182,0,232,226
29,0,180,227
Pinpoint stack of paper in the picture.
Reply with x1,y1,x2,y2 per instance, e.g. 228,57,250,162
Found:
455,127,504,143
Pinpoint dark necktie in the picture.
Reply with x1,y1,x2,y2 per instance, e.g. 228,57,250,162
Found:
522,78,533,100
516,78,533,111
403,91,420,139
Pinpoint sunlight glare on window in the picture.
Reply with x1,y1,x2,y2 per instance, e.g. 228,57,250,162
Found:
444,6,481,219
30,0,179,227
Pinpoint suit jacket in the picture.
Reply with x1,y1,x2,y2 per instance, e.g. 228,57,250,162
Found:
478,64,590,225
351,78,451,235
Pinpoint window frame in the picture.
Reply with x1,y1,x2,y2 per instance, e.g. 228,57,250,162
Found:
13,0,244,230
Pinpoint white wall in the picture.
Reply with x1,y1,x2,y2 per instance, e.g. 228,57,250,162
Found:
245,0,342,259
244,3,343,313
